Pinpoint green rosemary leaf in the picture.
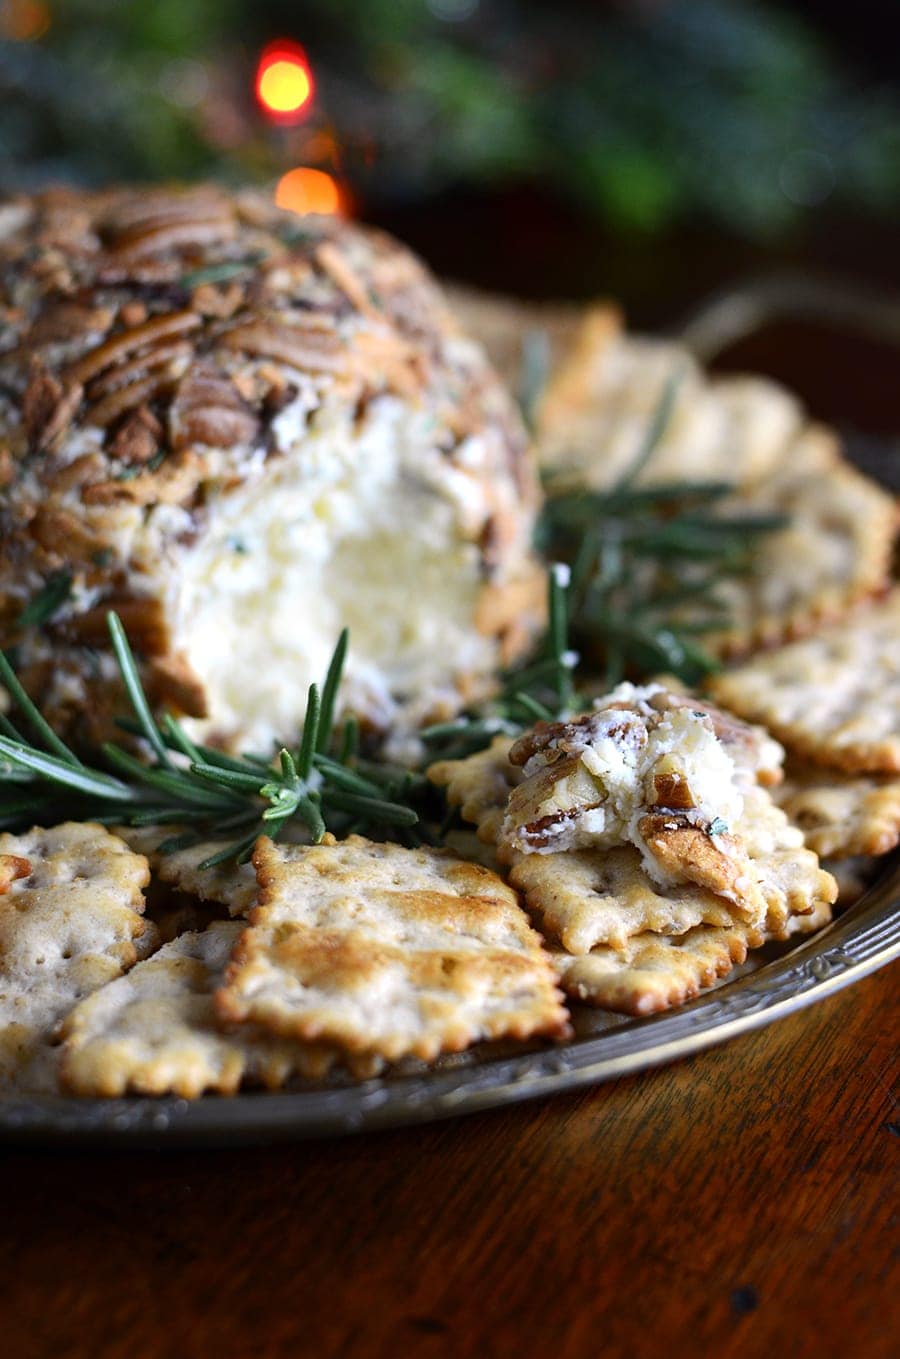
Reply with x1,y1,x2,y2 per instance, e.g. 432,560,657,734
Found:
297,684,321,777
321,790,419,827
0,735,132,801
106,612,172,768
160,714,203,765
313,755,383,798
0,650,84,767
18,570,73,627
199,830,262,870
317,629,349,754
338,715,359,763
101,744,238,809
297,794,327,843
179,257,262,290
506,691,554,723
188,760,267,794
614,369,683,491
0,707,22,739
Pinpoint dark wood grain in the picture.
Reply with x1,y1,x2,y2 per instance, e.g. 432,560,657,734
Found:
0,964,897,1359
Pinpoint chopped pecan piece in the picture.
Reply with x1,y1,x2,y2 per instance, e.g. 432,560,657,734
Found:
67,310,201,386
170,363,259,450
108,406,163,466
0,855,31,894
22,361,83,452
148,651,209,718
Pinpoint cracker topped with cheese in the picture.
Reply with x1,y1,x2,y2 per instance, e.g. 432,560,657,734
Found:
428,688,836,1012
498,684,780,920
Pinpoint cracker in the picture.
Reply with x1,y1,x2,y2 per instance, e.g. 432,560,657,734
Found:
536,313,805,492
774,762,900,859
0,822,153,1094
549,923,758,1016
508,846,742,955
59,921,367,1098
216,835,570,1062
531,296,895,654
507,781,830,952
545,870,834,1017
730,783,836,936
118,827,257,916
709,590,900,773
443,284,591,393
427,734,520,846
429,712,826,945
697,447,898,658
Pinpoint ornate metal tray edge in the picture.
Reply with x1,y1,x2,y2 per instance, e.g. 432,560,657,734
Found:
2,862,896,1147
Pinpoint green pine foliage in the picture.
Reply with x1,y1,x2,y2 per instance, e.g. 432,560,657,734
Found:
1,0,898,238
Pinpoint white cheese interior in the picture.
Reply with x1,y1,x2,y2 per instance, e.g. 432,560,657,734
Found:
504,695,745,886
161,393,498,751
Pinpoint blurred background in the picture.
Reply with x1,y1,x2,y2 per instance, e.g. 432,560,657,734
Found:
1,0,899,430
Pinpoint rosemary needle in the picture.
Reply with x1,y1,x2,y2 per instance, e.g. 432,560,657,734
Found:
0,614,419,858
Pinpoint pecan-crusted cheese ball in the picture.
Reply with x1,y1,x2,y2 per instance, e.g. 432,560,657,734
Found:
0,186,543,750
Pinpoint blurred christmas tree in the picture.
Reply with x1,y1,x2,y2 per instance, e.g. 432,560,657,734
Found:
1,0,899,240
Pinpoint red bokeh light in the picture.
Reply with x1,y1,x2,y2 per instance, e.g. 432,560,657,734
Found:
255,40,314,124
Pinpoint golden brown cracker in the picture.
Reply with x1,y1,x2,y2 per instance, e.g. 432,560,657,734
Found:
0,822,153,1093
60,921,367,1098
774,762,900,859
709,590,900,773
215,835,570,1063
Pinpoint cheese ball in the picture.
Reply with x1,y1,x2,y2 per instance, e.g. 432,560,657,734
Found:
0,186,543,751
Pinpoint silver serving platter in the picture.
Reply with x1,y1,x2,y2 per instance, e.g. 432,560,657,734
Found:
2,277,898,1145
2,861,897,1146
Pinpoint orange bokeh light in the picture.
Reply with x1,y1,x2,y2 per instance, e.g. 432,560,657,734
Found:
255,41,314,123
275,167,344,217
1,0,50,41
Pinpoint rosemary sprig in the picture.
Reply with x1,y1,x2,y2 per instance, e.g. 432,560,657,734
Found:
536,377,788,687
0,614,418,862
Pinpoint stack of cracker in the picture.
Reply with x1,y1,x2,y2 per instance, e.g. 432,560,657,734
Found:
454,287,898,903
453,290,898,659
1,826,570,1098
710,589,900,904
429,685,837,1017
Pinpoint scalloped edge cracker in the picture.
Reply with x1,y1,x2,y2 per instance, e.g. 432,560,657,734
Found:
59,921,373,1098
508,846,740,955
697,444,898,658
547,889,834,1018
774,762,900,859
534,312,807,493
548,924,759,1017
215,835,570,1063
0,822,154,1094
117,827,258,917
710,590,900,774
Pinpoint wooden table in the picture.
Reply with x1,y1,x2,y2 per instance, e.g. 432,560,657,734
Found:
1,961,896,1359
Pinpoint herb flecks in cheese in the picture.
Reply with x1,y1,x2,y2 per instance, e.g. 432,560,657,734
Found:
499,684,776,906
